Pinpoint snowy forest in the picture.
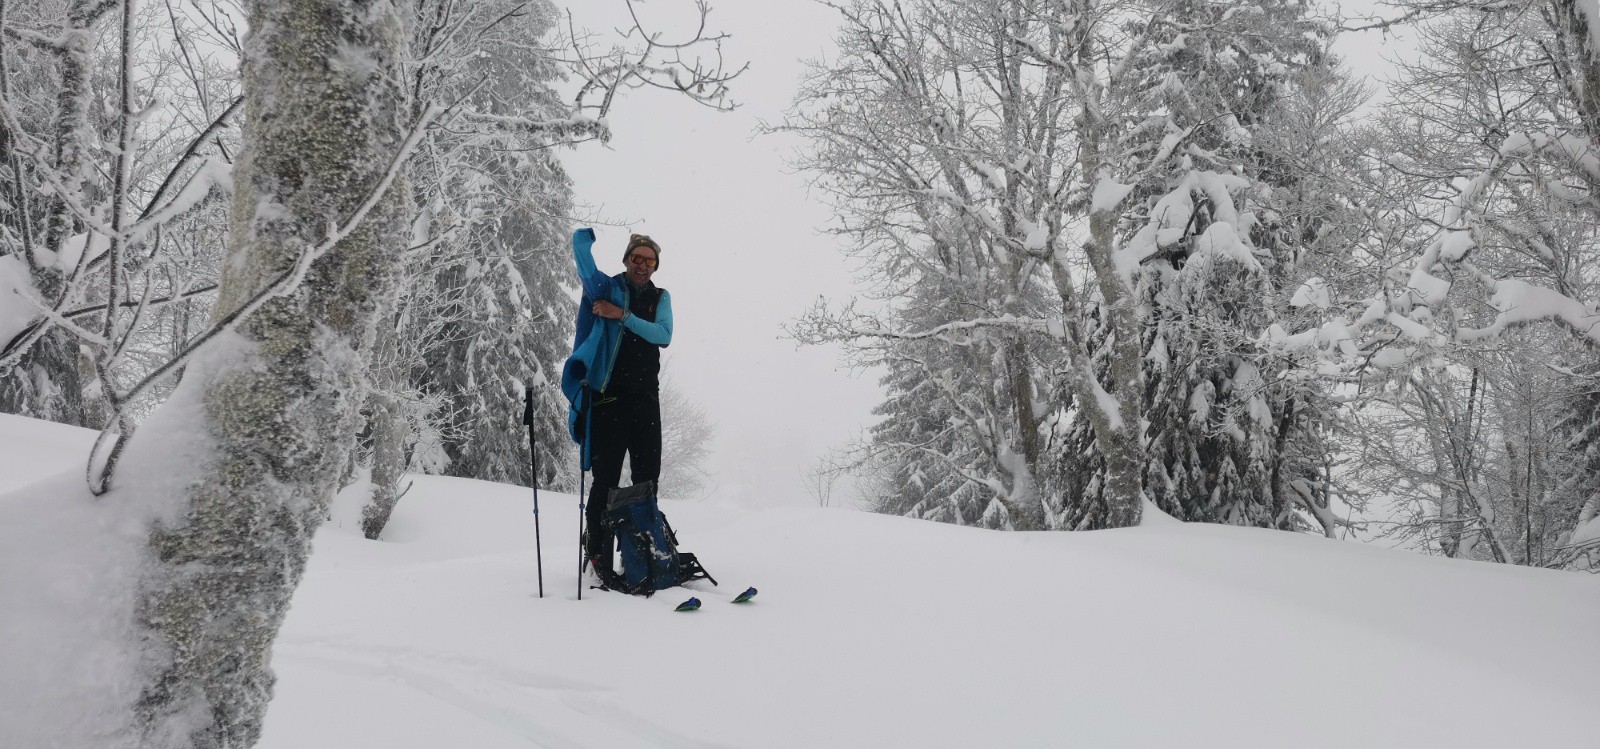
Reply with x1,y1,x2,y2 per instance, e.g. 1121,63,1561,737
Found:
787,0,1600,567
1,0,1598,746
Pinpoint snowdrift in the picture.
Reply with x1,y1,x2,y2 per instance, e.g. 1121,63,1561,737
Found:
1,413,1596,748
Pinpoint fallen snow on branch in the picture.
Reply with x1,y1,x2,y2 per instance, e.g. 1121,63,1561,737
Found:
0,256,43,348
1460,279,1600,344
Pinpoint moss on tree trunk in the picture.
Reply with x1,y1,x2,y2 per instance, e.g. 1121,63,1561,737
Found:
131,0,413,745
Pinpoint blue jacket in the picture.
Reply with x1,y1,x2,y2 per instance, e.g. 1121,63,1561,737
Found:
560,228,673,468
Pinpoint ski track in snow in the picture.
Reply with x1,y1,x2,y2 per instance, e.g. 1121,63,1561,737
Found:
273,637,726,749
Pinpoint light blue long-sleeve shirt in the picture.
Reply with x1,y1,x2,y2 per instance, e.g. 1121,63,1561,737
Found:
560,229,674,467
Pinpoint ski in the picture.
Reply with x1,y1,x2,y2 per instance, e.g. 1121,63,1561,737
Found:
586,577,753,611
589,584,704,612
673,587,752,610
681,584,758,604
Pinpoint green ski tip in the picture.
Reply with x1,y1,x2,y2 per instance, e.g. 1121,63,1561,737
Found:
732,587,758,603
675,597,702,612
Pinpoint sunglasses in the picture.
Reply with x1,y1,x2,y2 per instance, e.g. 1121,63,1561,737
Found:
627,254,658,268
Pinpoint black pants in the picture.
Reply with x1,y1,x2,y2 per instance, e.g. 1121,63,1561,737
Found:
585,391,662,567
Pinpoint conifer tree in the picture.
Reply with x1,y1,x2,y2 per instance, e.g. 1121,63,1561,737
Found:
1552,368,1600,567
359,0,576,537
1112,0,1341,529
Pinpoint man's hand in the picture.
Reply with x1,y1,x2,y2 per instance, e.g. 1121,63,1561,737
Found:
592,300,625,320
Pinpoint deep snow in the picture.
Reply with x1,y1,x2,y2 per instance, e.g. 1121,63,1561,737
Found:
1,412,1596,748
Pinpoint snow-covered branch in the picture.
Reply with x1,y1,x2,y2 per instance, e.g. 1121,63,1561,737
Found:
104,104,441,446
564,0,745,118
456,110,610,143
836,313,1053,344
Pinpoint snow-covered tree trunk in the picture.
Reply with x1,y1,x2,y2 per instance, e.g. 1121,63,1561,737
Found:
362,389,409,539
1048,13,1149,530
1067,177,1146,529
359,286,415,540
125,0,413,744
1551,0,1600,135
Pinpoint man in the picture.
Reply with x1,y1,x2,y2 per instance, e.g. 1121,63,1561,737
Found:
560,229,673,581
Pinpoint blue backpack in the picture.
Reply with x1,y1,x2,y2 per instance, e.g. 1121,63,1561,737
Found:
602,481,716,595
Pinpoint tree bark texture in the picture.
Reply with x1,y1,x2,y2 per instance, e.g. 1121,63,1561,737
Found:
131,0,412,745
362,390,409,539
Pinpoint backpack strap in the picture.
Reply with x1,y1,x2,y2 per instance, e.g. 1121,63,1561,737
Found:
659,513,716,586
675,552,717,587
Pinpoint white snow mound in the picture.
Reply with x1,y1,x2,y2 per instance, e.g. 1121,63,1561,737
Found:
0,413,1596,748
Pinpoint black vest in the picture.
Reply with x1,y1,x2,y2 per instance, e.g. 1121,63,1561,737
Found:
610,279,664,395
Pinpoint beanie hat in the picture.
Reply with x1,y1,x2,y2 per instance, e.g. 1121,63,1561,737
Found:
624,233,661,267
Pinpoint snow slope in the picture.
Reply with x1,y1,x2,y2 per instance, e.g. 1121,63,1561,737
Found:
2,412,1597,748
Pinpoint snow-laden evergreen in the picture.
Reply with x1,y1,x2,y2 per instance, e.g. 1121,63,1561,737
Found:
364,0,579,522
1112,0,1338,531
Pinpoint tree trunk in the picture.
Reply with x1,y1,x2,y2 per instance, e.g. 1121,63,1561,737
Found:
1078,199,1145,527
124,0,412,745
1551,0,1600,141
362,391,410,539
1047,67,1145,530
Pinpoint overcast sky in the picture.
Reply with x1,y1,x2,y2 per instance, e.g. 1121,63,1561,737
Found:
557,0,1417,511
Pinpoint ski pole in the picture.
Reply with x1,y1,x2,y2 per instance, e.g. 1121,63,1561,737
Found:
578,466,587,600
578,390,591,601
522,386,544,598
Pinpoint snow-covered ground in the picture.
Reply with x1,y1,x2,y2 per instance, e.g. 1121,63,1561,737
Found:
2,412,1597,748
